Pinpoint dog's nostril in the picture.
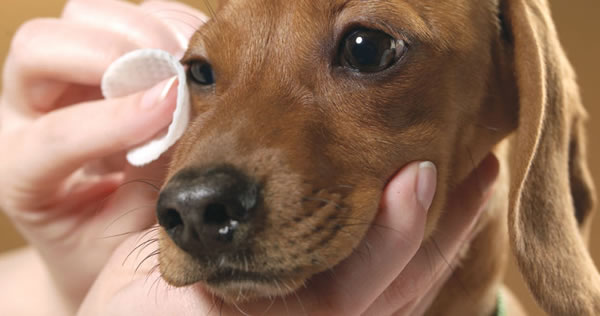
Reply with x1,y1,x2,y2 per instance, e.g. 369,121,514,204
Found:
162,208,184,231
204,203,230,225
157,165,260,257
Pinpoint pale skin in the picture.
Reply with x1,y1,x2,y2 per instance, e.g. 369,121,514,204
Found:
0,0,499,315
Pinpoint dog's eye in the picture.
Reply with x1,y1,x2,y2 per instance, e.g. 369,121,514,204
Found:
189,61,215,85
340,29,406,73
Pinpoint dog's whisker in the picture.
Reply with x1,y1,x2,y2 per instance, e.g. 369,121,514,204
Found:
135,249,160,274
430,237,477,305
360,239,374,262
123,231,159,265
98,230,144,240
290,284,308,316
118,178,161,191
154,16,202,33
123,237,159,272
153,274,161,307
259,296,276,316
202,0,217,19
123,238,158,265
144,263,161,283
231,300,251,316
102,204,155,235
147,272,164,305
235,280,243,301
351,242,371,265
144,265,160,287
133,226,160,245
89,178,159,219
146,8,207,24
323,266,360,305
205,293,218,316
279,284,290,316
218,297,225,316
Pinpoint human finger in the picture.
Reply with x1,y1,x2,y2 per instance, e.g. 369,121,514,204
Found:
7,80,177,188
62,0,183,55
4,18,139,111
140,0,208,49
364,154,499,316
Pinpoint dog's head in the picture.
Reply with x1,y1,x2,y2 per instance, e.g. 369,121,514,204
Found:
155,0,599,312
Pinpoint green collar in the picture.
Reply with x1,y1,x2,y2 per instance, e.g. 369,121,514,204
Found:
495,290,507,316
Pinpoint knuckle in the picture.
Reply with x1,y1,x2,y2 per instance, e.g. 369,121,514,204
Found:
28,114,64,149
102,38,139,67
9,18,56,64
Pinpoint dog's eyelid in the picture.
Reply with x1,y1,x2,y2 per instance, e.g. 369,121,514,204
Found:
337,21,412,46
371,20,414,45
181,56,209,66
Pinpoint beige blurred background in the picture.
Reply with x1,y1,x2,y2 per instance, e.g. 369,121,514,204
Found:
0,1,598,315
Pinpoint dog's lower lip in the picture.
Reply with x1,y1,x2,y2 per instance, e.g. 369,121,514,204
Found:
206,268,281,284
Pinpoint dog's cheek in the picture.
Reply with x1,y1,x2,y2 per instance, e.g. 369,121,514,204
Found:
317,185,382,269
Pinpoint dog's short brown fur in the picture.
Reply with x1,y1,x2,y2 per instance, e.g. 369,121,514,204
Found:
156,0,600,314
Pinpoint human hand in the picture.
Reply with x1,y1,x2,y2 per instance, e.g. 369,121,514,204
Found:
79,154,499,315
0,0,206,311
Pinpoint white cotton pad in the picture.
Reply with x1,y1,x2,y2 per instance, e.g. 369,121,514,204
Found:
101,49,190,166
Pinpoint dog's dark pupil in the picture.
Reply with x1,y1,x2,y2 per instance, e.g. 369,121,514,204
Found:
344,29,400,72
190,62,215,85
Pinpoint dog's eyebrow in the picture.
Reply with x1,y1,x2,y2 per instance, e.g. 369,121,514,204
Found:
334,0,435,46
181,37,208,64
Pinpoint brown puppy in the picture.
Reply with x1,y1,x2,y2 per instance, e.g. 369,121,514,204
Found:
154,0,599,314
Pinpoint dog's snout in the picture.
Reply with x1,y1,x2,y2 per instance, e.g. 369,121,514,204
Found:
157,166,260,257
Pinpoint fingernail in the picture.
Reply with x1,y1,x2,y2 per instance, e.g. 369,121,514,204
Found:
141,77,177,109
416,161,437,211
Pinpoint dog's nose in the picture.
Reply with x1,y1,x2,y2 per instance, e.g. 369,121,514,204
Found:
156,165,260,257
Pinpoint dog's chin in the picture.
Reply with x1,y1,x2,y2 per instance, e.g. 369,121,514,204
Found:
204,275,305,303
166,270,306,303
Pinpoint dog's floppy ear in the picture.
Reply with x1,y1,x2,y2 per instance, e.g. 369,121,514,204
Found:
501,0,600,313
501,0,600,315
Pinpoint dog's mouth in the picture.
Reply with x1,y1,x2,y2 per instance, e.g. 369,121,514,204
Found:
205,268,295,286
199,270,307,301
206,269,273,284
